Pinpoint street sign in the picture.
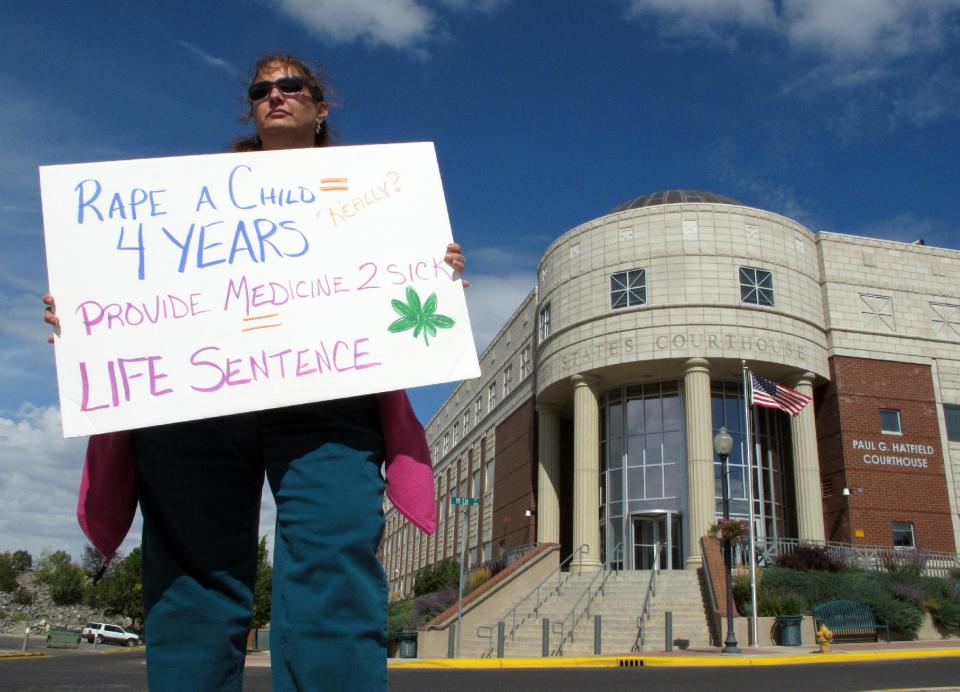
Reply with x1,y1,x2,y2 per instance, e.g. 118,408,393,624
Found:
450,496,479,506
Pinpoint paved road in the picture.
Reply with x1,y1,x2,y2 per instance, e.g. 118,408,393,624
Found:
1,646,958,691
390,660,960,691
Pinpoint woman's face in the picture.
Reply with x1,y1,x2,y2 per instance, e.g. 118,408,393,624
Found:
250,62,327,150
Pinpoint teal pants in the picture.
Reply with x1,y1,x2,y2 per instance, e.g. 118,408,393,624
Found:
135,397,387,691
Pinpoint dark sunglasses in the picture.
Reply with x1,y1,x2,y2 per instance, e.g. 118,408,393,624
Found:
248,76,310,102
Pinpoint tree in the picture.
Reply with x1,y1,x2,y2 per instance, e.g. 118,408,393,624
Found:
87,548,144,629
47,562,86,605
10,550,32,574
0,553,16,592
251,536,272,629
82,545,120,580
36,550,72,584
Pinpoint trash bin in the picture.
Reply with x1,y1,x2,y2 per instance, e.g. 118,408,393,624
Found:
775,616,804,646
46,629,81,649
397,632,418,659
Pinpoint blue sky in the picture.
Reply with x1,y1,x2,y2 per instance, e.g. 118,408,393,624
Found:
1,0,958,560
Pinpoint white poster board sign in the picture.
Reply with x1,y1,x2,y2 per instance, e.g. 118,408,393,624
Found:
41,142,479,437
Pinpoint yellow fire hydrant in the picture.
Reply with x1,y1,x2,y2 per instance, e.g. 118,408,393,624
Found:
816,623,833,654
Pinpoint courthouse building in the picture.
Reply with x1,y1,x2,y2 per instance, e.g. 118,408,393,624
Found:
380,190,960,595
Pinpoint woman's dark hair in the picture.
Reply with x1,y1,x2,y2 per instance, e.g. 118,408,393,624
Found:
233,53,332,152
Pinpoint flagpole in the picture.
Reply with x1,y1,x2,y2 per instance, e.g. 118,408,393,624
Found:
741,360,758,646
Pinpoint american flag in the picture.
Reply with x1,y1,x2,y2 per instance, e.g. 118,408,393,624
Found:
750,373,811,416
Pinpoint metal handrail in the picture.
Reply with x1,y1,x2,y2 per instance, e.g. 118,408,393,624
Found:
466,543,539,579
631,541,662,653
699,536,722,647
475,625,495,658
754,537,960,578
551,543,623,656
476,543,589,654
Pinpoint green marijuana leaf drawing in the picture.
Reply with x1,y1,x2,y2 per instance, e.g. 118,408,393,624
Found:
388,286,456,346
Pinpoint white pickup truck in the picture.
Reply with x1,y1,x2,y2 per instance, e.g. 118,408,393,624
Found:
81,622,141,646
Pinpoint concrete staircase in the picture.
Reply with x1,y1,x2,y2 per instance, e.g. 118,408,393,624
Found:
462,568,711,658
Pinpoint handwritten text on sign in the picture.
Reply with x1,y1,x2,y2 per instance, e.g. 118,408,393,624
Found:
41,143,480,437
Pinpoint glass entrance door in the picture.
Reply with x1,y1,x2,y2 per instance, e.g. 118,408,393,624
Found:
632,515,663,570
630,513,683,570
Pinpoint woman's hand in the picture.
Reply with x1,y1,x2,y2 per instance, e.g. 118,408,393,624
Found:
444,242,469,288
43,293,60,344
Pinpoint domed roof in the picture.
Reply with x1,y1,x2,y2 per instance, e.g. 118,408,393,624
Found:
609,189,743,214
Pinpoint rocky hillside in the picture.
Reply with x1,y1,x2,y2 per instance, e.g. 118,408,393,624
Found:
0,572,129,634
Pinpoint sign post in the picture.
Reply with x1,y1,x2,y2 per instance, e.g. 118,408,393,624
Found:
451,495,479,657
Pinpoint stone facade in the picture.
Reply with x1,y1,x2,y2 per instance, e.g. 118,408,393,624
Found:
380,192,960,596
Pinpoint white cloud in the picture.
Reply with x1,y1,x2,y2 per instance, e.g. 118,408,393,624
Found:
464,271,534,352
176,41,238,77
625,0,960,69
0,403,280,565
889,66,960,128
271,0,510,51
274,0,438,49
0,405,102,559
626,0,777,34
782,0,957,62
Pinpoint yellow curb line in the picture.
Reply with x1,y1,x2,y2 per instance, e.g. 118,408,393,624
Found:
0,652,47,660
388,649,960,670
100,646,146,655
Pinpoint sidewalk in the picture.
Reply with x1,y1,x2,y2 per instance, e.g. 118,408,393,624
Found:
386,638,960,669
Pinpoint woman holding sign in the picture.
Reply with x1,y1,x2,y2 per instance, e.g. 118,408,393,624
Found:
44,54,464,692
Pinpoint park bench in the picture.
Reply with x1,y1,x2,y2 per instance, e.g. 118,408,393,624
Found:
813,600,890,643
46,629,81,649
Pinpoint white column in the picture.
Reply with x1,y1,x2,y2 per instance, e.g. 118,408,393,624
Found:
536,403,561,544
572,374,602,569
684,358,715,570
791,372,825,541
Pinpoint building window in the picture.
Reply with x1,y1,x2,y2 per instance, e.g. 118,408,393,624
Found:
860,294,895,331
538,303,551,341
610,269,647,309
452,422,459,447
739,267,774,306
502,365,513,398
488,383,497,410
442,433,449,455
438,495,445,524
471,470,481,497
474,397,482,425
946,405,960,443
880,408,902,435
930,302,960,338
462,411,469,435
892,522,915,548
520,344,531,379
485,459,495,494
482,541,492,562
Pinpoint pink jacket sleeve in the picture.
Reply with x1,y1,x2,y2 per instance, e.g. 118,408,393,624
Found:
78,391,437,558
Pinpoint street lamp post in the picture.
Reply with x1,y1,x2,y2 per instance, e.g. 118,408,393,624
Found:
714,426,741,655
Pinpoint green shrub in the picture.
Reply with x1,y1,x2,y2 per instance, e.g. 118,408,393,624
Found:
733,573,752,615
413,559,459,597
761,568,923,638
922,578,960,636
465,567,492,595
13,586,33,605
774,545,843,572
387,599,414,638
757,592,807,617
47,563,86,605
